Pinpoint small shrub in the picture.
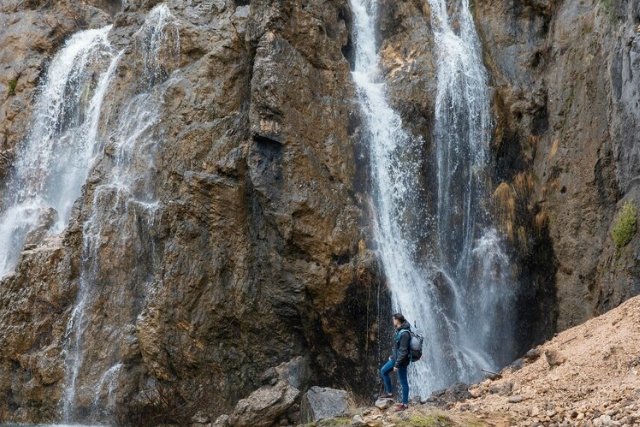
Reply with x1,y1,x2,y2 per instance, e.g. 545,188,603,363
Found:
611,201,637,248
7,79,17,97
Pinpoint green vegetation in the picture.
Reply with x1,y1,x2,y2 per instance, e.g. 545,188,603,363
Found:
314,418,351,426
611,201,637,249
7,79,17,97
395,413,455,427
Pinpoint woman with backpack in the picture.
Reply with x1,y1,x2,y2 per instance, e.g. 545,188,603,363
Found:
379,313,412,411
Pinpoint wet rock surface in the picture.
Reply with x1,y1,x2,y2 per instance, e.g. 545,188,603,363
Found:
475,0,640,335
1,0,640,424
0,0,382,423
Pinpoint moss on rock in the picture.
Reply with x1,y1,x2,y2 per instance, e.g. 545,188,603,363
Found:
7,79,17,96
611,201,637,249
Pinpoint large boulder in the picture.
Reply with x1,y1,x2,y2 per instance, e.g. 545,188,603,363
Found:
230,380,300,427
275,356,310,390
300,386,351,423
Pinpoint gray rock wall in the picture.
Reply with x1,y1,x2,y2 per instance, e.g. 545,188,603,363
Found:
475,0,640,331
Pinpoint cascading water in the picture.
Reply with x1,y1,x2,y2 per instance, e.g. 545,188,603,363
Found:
350,0,516,397
426,0,515,382
0,26,116,277
61,4,179,422
61,91,163,421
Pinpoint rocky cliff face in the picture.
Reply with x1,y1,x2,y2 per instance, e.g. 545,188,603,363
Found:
0,0,383,423
0,0,639,424
474,0,640,331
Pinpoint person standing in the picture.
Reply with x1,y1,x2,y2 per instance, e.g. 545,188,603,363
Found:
380,313,411,411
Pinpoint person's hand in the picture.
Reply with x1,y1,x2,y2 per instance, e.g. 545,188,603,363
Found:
389,356,393,360
393,367,398,372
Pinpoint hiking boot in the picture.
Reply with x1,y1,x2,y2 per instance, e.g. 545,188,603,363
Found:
380,393,394,399
393,403,408,412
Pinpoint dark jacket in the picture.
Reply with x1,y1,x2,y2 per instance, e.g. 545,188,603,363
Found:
392,321,411,368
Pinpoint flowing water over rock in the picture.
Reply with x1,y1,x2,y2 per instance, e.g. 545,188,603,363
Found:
350,0,516,396
0,26,116,278
59,4,179,422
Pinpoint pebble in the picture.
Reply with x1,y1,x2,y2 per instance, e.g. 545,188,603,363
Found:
593,414,613,427
374,398,394,410
469,387,483,398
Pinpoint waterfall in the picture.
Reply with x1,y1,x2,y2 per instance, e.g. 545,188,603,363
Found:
349,0,515,397
426,0,515,383
61,4,179,422
0,26,116,278
61,90,163,421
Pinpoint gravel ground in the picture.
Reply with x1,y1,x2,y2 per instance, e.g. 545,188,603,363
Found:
450,296,640,426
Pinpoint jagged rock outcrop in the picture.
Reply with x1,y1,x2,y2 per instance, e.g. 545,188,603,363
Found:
0,0,382,423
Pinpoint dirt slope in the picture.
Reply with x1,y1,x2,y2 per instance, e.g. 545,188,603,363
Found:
451,295,640,426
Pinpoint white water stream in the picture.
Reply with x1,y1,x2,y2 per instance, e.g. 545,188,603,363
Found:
349,0,515,396
62,5,178,421
0,27,116,277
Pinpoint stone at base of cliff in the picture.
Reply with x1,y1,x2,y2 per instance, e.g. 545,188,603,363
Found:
351,414,366,426
544,349,566,368
300,386,350,422
211,414,230,427
424,383,472,407
374,398,394,410
230,380,300,427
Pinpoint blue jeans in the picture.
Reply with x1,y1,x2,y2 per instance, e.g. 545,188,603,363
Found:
380,359,409,404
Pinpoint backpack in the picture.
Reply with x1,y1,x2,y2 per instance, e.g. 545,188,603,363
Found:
401,329,424,361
